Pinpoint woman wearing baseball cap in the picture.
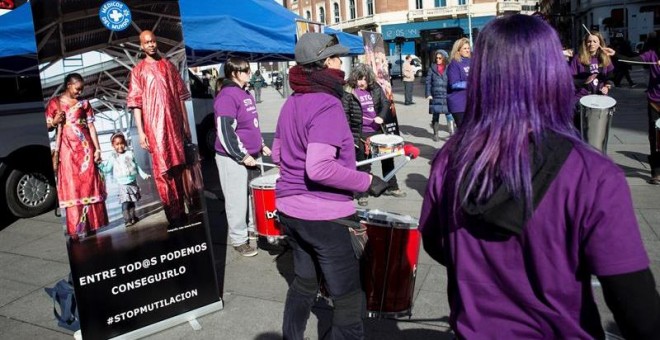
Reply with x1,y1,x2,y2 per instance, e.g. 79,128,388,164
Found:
272,32,388,339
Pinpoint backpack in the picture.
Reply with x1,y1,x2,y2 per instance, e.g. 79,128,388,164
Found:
44,275,80,331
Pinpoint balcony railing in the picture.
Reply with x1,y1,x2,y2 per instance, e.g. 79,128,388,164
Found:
339,15,375,29
497,2,522,12
408,5,469,20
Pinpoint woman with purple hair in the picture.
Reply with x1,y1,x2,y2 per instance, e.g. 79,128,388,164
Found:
419,14,660,339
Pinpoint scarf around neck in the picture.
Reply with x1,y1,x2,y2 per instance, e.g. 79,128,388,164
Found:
288,65,345,99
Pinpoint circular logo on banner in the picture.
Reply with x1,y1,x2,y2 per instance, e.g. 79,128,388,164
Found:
99,1,132,32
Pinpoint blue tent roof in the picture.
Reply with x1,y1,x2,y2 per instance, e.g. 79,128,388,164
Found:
0,0,363,63
0,4,37,58
179,0,363,63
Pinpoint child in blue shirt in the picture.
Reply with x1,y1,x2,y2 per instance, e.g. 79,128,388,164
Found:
99,132,151,226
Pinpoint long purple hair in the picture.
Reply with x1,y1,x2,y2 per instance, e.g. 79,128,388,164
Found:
444,14,578,215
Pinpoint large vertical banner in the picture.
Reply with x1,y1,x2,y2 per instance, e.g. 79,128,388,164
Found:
30,0,221,338
361,31,400,135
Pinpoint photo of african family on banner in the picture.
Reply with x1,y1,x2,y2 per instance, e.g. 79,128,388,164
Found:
30,0,221,338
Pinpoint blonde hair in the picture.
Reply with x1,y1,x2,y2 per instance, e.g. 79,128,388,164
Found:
450,37,471,62
577,31,611,68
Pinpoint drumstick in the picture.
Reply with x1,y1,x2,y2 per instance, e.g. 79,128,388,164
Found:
256,161,279,168
581,24,604,51
382,145,420,182
355,150,403,167
617,59,658,65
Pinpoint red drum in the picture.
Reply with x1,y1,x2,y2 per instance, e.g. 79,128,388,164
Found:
358,209,420,318
249,174,283,243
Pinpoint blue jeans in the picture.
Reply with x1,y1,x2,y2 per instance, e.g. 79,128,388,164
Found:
279,213,364,340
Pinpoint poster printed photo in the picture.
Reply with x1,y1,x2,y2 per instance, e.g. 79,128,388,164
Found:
30,0,221,338
361,30,400,135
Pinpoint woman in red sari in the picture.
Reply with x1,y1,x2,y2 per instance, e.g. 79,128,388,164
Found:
46,73,108,238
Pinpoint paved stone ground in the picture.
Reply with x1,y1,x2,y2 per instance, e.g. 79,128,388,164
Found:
0,68,658,339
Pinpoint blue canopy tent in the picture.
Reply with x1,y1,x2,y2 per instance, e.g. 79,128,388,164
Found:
0,0,364,68
180,0,364,65
0,4,38,75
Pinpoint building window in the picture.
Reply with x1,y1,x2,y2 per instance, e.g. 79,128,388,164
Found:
435,0,446,7
319,7,325,24
458,0,466,5
334,3,340,23
349,0,356,19
367,0,373,15
306,10,311,20
416,0,423,9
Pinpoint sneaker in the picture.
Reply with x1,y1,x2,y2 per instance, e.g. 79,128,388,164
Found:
358,197,369,206
234,243,258,257
383,189,407,198
248,231,258,240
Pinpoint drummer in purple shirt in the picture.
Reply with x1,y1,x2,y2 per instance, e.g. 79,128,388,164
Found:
214,57,271,257
420,15,660,339
607,38,660,184
570,32,614,119
271,33,388,339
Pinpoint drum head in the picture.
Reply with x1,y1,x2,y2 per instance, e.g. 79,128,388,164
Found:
369,134,404,146
357,209,418,229
250,173,279,189
579,95,616,109
656,118,660,130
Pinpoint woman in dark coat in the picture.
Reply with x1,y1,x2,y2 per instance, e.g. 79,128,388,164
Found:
426,49,451,141
343,63,405,206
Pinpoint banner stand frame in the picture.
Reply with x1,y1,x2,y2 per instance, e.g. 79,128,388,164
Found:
102,300,224,340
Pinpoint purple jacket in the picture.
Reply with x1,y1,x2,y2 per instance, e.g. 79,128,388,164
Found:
446,57,471,114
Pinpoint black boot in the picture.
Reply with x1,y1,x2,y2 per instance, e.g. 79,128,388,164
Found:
432,122,439,142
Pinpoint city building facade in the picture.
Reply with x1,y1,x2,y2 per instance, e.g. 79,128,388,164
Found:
282,0,537,72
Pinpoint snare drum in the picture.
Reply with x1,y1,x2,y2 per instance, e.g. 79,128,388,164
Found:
579,95,616,153
368,134,404,158
249,174,283,243
357,208,420,318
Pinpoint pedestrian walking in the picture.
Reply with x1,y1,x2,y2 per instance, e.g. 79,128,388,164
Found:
250,69,266,103
402,55,415,105
425,49,451,140
446,38,471,127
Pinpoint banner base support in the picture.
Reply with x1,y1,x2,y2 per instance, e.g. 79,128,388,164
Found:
188,318,202,330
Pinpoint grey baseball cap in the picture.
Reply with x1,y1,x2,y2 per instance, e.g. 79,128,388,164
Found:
295,32,349,65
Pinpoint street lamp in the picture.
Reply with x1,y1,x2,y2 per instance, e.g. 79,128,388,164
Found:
394,36,405,78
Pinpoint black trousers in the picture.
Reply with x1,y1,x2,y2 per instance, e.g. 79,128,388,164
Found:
279,214,364,340
648,102,660,178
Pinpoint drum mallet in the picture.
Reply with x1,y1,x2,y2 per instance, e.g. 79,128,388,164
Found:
355,150,403,167
383,144,420,182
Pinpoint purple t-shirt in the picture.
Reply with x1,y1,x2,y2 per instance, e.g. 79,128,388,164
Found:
214,86,263,156
570,55,614,100
356,88,378,133
275,92,359,202
446,57,470,114
638,50,660,103
419,142,649,339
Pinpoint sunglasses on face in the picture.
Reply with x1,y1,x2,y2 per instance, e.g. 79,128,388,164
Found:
317,34,339,56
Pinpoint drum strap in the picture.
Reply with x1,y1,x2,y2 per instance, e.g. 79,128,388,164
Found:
333,215,368,259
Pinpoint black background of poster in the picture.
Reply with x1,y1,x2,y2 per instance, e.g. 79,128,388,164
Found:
29,0,221,338
68,225,219,339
